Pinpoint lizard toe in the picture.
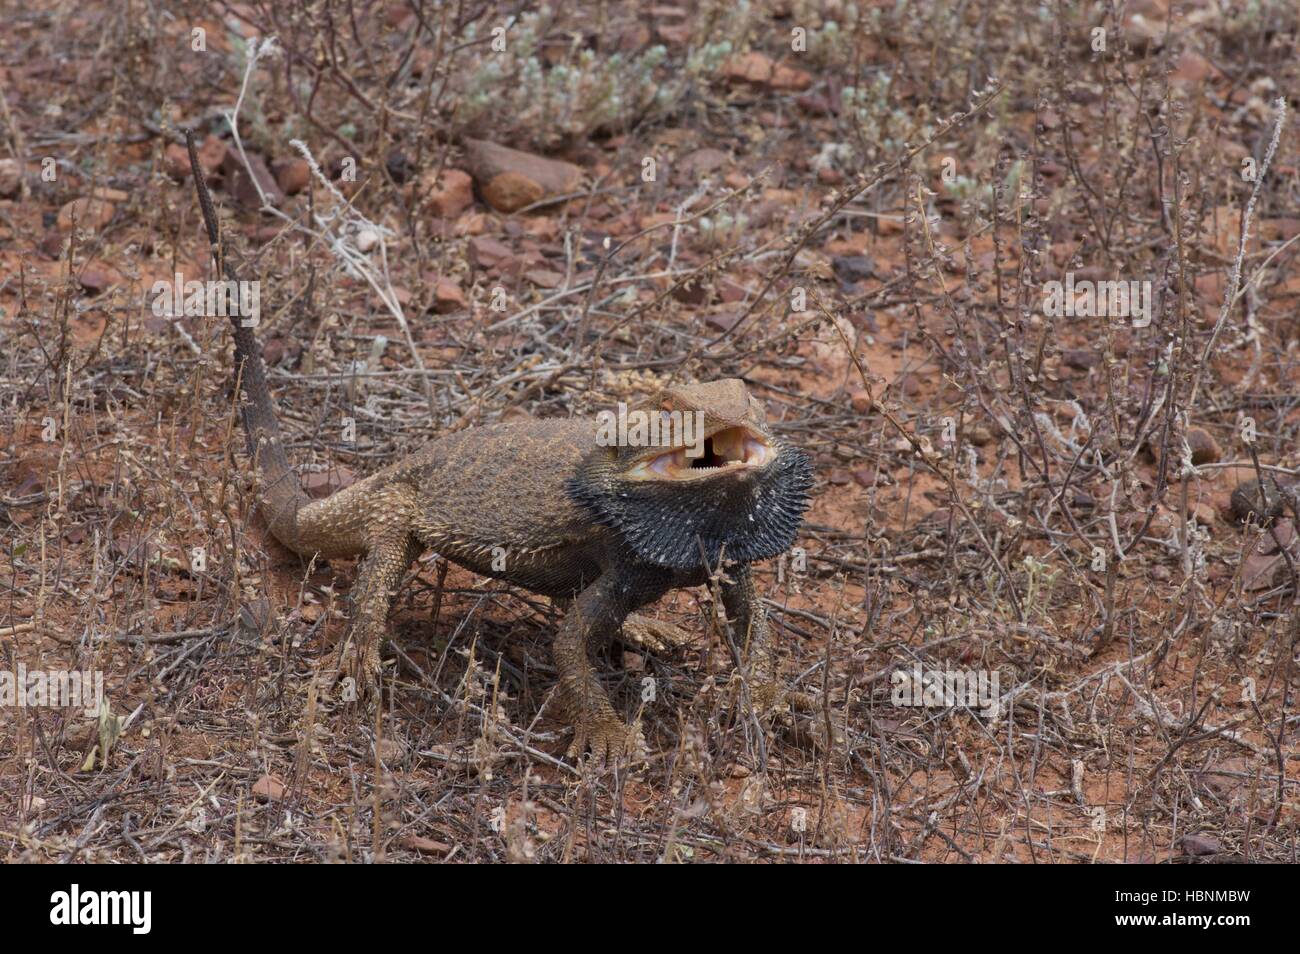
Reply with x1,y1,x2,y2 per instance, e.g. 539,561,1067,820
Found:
567,715,644,767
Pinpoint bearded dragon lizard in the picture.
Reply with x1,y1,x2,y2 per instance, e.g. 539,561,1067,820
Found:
184,132,813,761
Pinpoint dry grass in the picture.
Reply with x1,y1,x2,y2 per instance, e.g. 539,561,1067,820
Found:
2,0,1299,863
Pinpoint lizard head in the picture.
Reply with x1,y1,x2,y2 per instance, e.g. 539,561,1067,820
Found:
568,379,813,570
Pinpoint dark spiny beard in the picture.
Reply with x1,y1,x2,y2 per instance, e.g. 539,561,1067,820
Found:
567,445,813,570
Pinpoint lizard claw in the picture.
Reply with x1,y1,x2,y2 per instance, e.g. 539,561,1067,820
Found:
751,678,787,716
735,678,849,752
566,714,646,767
768,687,851,753
621,614,695,654
318,637,382,709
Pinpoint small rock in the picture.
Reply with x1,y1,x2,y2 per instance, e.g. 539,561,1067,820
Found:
197,136,229,175
468,235,513,270
1062,348,1099,370
163,138,223,191
400,834,451,855
723,51,812,91
672,278,708,305
832,254,874,284
1185,427,1220,465
482,170,544,213
1258,518,1296,555
722,50,769,85
1124,14,1167,54
656,20,691,45
163,143,192,180
423,167,474,218
677,147,729,180
464,139,583,214
0,157,23,197
1230,477,1295,523
718,277,748,303
704,310,741,331
271,157,311,195
1241,520,1294,591
385,148,413,184
1171,50,1215,85
222,150,283,209
1179,833,1221,857
896,373,923,397
251,774,287,801
12,462,44,496
375,737,407,764
852,467,890,488
433,278,467,313
301,466,357,499
1038,160,1065,183
525,268,565,289
76,262,120,294
38,232,66,259
770,63,813,91
1070,491,1096,510
796,92,832,115
57,197,115,232
1260,218,1300,243
356,228,380,253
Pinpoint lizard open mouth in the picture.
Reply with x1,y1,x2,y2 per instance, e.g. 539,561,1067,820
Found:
628,426,773,481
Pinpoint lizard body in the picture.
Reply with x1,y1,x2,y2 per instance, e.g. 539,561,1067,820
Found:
185,133,813,760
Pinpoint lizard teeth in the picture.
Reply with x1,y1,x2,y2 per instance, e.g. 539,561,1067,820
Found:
629,426,773,481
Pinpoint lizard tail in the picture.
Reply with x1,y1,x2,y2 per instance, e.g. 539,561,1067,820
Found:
185,129,310,549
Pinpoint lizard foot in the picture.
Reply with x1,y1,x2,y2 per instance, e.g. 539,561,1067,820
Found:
777,689,851,752
621,614,695,654
751,677,788,716
317,636,382,709
565,713,646,766
740,679,850,752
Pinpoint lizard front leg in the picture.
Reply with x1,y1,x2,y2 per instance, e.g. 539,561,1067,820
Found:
554,574,647,763
722,564,844,750
720,563,784,714
552,596,692,657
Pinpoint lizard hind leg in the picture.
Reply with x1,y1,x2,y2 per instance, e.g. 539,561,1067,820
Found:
320,526,422,708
